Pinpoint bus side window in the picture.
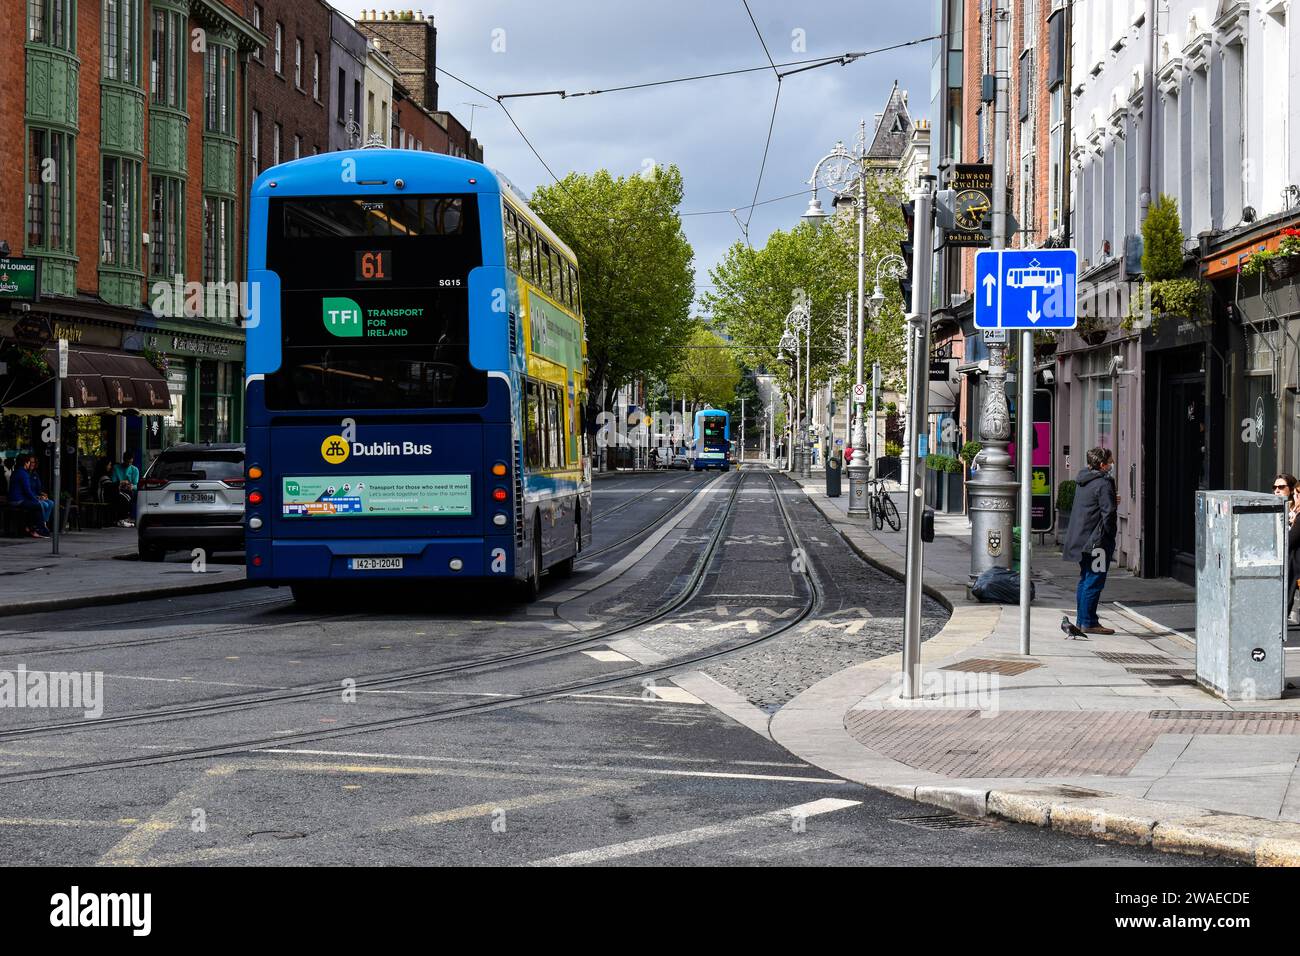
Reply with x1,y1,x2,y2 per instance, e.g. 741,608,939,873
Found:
530,229,542,287
544,384,562,468
524,380,543,469
556,257,566,305
519,224,532,283
568,264,579,312
504,209,520,273
578,398,587,458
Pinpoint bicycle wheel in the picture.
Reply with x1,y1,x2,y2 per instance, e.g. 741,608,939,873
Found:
881,493,901,532
870,492,884,530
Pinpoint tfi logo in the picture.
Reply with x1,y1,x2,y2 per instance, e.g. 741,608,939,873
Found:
323,296,363,338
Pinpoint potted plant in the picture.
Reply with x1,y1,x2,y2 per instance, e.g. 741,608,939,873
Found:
1055,479,1077,546
1124,194,1206,336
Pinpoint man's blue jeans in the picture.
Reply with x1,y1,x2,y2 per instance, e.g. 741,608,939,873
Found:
1077,555,1109,628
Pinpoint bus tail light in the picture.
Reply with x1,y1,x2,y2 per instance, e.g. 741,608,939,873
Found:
492,487,508,502
248,491,264,505
491,462,508,477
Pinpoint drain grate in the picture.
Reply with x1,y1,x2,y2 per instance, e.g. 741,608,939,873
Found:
940,658,1042,676
1096,652,1179,665
1150,710,1300,720
892,811,998,831
1125,666,1195,677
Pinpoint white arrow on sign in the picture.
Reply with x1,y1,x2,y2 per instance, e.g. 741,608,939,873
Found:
983,271,996,308
1026,290,1042,324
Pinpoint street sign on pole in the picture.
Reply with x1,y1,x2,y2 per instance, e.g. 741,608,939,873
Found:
974,249,1079,330
852,382,867,404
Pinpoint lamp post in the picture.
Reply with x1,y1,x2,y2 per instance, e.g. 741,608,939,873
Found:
785,304,811,479
803,121,873,513
779,328,798,472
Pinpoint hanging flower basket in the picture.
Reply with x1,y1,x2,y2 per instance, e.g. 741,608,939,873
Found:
1265,255,1300,283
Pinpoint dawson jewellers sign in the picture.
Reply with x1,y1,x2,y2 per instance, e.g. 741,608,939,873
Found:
0,258,40,300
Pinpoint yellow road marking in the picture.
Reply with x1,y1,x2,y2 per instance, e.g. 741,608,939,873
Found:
0,817,132,828
98,764,237,867
377,783,631,833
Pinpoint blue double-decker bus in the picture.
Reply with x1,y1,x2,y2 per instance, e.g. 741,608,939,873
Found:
691,409,731,471
243,148,591,602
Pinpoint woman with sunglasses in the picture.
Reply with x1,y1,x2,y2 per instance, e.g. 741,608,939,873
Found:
1275,474,1300,625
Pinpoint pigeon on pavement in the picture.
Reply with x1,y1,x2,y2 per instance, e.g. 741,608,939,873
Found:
1061,616,1088,640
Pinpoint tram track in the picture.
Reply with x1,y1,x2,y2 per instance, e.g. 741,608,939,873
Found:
0,471,721,662
0,469,826,785
0,469,747,756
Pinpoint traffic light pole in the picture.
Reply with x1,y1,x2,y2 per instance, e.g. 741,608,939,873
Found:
901,178,935,701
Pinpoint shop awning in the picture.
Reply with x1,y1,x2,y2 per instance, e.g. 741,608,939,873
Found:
1,345,172,417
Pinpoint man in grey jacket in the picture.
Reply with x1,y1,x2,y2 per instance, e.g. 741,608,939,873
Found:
1061,447,1118,635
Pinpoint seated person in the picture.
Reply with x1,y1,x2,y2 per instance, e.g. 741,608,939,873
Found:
7,454,49,537
109,452,140,527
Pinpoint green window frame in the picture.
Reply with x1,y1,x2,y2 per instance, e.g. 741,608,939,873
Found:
150,175,184,278
102,0,140,85
101,155,141,268
150,7,186,108
28,0,75,50
27,127,75,255
204,43,235,135
202,194,233,285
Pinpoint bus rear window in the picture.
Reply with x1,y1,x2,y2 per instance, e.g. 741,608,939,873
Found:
281,197,465,238
263,194,487,410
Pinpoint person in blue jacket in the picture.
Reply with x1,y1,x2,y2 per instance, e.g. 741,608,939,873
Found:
7,455,49,537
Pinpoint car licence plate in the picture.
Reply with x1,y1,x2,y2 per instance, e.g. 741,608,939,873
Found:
349,557,404,571
175,492,216,504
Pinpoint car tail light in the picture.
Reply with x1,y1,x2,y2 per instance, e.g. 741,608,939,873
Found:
222,477,246,489
248,491,264,505
492,487,508,502
140,477,168,490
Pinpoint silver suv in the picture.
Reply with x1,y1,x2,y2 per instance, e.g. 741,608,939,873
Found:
137,443,245,562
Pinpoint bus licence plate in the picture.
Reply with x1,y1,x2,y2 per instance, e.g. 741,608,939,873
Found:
349,557,404,571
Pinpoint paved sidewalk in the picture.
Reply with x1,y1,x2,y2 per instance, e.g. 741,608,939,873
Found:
773,472,1300,865
0,527,248,615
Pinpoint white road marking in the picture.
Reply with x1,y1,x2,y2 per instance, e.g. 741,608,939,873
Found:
581,649,633,663
644,684,703,704
256,749,844,784
529,798,862,866
102,674,285,689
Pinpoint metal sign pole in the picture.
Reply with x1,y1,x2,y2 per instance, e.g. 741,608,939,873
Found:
52,338,67,556
901,181,935,700
1018,329,1033,653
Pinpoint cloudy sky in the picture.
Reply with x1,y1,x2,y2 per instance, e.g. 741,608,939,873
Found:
335,1,934,307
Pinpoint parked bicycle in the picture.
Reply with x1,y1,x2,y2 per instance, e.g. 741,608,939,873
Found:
868,478,900,532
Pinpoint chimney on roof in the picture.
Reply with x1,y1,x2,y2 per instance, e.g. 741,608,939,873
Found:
358,8,439,110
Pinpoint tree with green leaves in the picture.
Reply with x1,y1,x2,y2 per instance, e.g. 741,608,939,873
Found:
702,174,909,407
666,326,741,412
529,166,696,438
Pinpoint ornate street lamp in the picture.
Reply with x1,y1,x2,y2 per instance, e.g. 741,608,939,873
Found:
806,122,872,512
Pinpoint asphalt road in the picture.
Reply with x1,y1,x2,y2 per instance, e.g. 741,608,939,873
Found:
0,469,1220,866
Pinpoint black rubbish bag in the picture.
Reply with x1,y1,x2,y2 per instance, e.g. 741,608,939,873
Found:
971,567,1034,604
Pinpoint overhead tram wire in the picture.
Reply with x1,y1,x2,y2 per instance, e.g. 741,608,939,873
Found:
492,34,943,102
739,0,782,238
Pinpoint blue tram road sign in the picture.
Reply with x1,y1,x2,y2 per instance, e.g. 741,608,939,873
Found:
974,248,1079,330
